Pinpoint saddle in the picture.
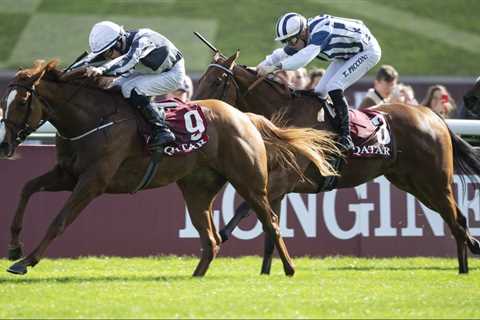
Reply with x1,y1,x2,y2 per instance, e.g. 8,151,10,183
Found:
139,98,209,156
319,105,395,192
348,108,393,159
132,98,209,193
322,103,394,160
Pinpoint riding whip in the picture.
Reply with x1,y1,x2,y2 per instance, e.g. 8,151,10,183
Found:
194,32,226,58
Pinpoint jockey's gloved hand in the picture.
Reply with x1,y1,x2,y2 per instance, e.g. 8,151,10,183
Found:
85,66,104,77
256,64,279,76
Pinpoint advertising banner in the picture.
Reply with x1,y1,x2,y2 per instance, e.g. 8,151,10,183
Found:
1,146,479,258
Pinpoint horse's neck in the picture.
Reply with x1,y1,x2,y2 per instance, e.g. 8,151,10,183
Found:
233,71,279,116
37,80,123,137
240,80,327,128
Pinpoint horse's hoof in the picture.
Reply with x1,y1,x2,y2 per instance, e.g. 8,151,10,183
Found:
8,245,23,261
6,262,27,275
468,238,480,255
284,265,295,277
219,229,229,243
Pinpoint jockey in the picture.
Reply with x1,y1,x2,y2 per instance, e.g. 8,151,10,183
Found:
257,13,382,152
71,21,186,149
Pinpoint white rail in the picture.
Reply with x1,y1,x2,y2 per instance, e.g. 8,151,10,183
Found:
24,119,480,144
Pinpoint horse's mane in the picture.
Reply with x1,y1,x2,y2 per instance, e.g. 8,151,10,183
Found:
16,59,62,81
16,59,115,92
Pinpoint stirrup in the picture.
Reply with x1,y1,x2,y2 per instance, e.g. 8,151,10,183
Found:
338,136,354,153
149,130,175,148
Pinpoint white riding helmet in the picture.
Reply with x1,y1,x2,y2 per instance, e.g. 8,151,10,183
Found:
89,21,125,56
274,12,307,42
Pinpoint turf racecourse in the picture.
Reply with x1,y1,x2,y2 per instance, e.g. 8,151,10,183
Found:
1,256,479,318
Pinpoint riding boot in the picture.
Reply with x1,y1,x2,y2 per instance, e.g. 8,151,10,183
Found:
328,89,354,153
139,103,176,148
128,89,175,150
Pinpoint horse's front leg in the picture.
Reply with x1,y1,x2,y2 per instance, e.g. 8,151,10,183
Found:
9,165,76,260
7,165,114,275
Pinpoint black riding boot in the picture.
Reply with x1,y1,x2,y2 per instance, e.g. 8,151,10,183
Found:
128,89,175,149
329,89,354,152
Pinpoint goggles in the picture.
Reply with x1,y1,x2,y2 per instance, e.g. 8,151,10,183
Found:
281,36,300,47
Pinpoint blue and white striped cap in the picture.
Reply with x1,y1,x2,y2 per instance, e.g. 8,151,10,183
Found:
274,12,307,41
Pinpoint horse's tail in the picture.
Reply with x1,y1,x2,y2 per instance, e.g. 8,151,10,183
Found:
246,113,340,180
448,126,480,189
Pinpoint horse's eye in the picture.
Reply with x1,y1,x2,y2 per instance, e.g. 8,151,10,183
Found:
214,78,223,86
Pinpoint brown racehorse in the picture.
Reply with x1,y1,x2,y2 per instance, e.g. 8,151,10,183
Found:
0,59,340,277
194,51,480,274
464,78,480,117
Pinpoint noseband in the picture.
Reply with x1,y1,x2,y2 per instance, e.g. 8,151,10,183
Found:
2,83,48,143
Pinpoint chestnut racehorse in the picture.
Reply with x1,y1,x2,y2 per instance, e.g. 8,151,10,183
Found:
194,51,480,274
0,59,339,277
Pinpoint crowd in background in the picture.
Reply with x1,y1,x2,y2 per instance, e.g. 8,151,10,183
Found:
157,65,471,120
356,64,457,118
272,64,462,119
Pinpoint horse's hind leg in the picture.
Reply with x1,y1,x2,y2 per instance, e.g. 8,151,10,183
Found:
236,184,295,276
177,171,226,277
456,207,480,255
260,197,282,275
440,196,470,274
386,173,470,273
9,165,75,261
219,201,251,243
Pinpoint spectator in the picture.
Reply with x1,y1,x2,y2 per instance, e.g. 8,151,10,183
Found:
306,68,325,90
272,69,294,90
389,83,418,105
291,67,308,89
421,85,456,118
358,64,399,109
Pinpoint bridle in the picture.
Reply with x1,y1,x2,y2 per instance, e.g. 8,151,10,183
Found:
2,83,49,144
206,63,249,107
206,63,291,104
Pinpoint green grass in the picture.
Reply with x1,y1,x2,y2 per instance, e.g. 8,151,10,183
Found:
1,256,480,318
0,0,478,75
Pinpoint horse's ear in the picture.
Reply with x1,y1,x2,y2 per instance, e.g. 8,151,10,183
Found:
45,59,60,71
225,50,240,70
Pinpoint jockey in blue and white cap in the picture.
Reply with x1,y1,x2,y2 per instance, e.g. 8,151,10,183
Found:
72,21,187,149
257,12,382,152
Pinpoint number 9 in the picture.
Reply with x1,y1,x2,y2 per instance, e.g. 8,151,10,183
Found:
184,110,205,141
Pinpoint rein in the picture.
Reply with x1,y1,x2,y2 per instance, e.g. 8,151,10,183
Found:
245,75,268,95
207,64,291,104
206,63,243,102
5,82,124,142
56,121,115,141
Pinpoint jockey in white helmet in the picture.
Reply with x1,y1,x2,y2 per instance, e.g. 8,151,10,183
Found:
257,12,382,152
71,21,186,150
